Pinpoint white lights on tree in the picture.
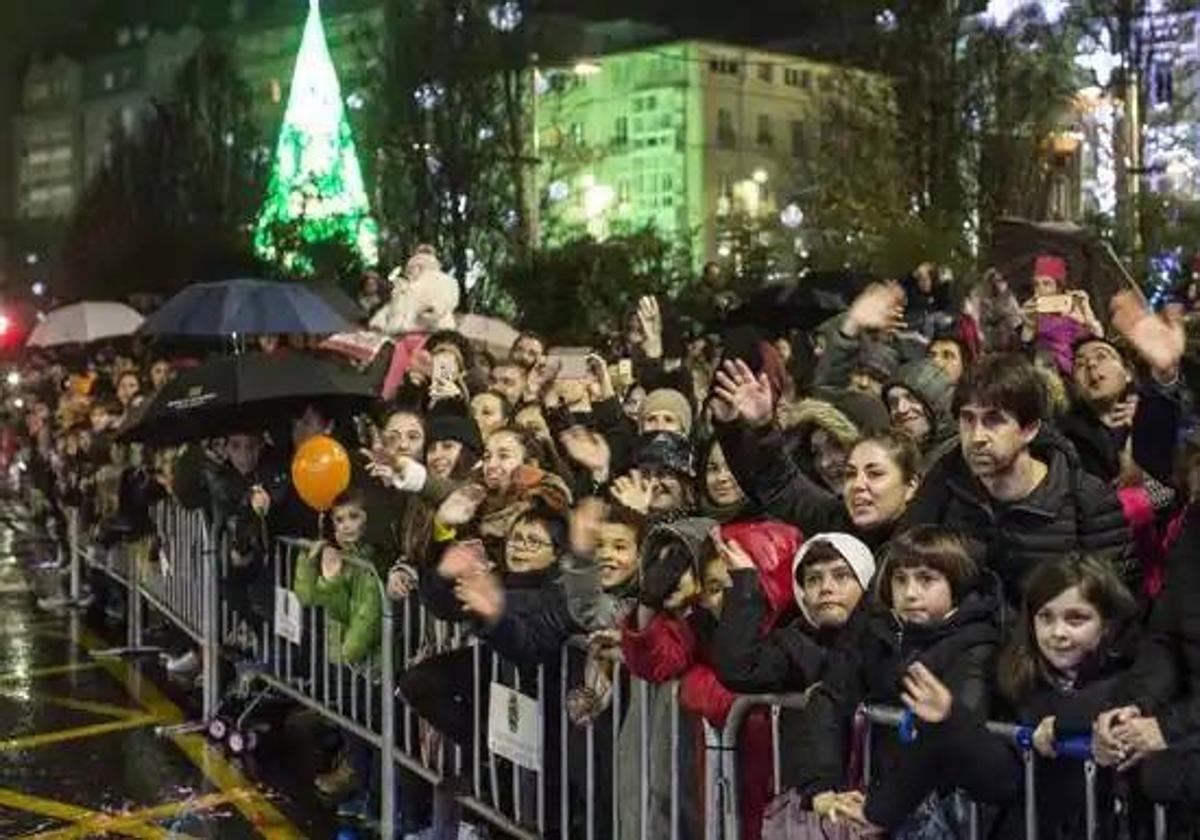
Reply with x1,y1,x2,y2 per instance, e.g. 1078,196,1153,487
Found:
488,1,522,32
984,0,1066,27
253,0,379,269
780,203,804,229
415,82,445,110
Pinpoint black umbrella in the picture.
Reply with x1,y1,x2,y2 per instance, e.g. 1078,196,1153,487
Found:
726,270,872,334
117,351,382,446
989,218,1144,330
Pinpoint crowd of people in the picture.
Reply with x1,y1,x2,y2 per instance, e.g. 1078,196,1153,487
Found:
10,250,1200,840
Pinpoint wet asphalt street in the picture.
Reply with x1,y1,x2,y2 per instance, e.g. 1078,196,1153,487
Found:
0,517,342,839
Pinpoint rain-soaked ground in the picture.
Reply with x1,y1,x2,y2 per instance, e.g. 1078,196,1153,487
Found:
0,509,349,839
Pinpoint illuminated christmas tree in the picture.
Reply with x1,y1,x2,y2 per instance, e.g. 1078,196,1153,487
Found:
253,0,379,270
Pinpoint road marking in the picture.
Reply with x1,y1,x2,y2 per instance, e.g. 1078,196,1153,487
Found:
0,787,171,839
17,790,248,839
78,628,306,839
0,662,101,684
0,688,146,720
0,714,160,751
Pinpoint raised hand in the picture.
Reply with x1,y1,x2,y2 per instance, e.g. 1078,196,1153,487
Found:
1111,290,1185,380
900,662,953,724
712,359,774,428
712,528,755,571
586,354,615,401
610,469,653,515
320,545,344,580
438,539,488,580
454,569,505,624
844,281,907,337
560,426,612,476
569,496,608,558
436,483,487,526
636,296,664,359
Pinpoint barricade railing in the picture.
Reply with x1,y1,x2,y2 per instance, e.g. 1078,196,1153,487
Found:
220,535,397,840
36,502,1187,840
716,698,1173,840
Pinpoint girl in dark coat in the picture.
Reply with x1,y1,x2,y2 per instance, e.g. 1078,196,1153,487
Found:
793,526,1001,832
893,555,1141,840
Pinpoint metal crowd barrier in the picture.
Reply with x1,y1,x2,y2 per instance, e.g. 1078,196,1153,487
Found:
717,697,1171,840
218,535,398,840
46,500,1187,840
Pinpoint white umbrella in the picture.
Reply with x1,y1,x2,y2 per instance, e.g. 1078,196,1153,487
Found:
455,313,519,356
26,301,145,348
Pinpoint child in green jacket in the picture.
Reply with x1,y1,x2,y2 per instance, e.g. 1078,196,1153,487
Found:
294,489,383,665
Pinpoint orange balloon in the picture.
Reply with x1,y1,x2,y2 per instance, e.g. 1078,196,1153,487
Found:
290,435,351,513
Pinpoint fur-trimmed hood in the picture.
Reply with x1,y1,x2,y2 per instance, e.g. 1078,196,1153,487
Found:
776,388,890,448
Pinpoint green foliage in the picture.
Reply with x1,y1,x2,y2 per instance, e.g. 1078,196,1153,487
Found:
495,228,691,344
59,43,268,299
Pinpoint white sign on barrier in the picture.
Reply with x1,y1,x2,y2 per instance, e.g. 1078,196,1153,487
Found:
487,682,542,771
274,586,302,645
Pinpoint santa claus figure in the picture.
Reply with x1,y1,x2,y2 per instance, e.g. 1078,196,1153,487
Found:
369,244,460,335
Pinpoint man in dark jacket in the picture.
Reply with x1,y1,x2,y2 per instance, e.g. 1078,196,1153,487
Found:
1062,334,1187,487
901,353,1132,603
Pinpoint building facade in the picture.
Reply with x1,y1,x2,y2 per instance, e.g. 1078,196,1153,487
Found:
535,39,893,266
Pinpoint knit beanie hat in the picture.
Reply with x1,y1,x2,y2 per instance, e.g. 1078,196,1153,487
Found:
640,388,693,436
792,532,876,625
634,431,695,478
884,360,954,441
426,411,484,458
1034,254,1068,285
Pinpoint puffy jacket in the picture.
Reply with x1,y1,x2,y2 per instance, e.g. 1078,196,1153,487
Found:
293,542,383,665
920,621,1142,840
900,434,1133,603
1122,505,1200,745
480,567,581,667
791,590,1001,825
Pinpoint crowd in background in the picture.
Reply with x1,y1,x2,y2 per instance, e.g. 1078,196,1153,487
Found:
10,250,1200,840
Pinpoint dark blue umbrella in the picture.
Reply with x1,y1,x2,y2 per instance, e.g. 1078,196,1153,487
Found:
140,278,355,338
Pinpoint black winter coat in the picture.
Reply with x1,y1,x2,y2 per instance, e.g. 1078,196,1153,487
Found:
791,590,1001,827
713,568,860,694
1058,376,1185,486
1122,505,1200,745
900,436,1133,604
919,623,1142,840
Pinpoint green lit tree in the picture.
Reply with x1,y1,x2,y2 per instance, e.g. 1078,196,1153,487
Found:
254,0,380,274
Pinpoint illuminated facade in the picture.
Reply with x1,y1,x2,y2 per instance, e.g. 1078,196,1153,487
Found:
536,40,891,265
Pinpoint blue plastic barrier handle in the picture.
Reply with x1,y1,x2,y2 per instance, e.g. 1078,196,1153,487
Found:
1054,734,1093,761
1014,726,1034,751
898,709,919,744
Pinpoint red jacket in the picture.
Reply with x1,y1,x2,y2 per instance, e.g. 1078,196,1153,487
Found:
620,519,802,840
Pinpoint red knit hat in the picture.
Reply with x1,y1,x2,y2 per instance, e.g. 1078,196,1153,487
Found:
1033,254,1068,284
